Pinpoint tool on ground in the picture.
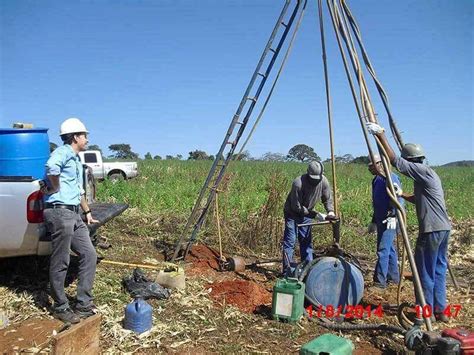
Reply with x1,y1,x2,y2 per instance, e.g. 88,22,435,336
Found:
223,256,282,272
100,259,165,270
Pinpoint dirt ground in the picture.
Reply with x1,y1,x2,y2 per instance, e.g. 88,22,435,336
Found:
0,216,472,353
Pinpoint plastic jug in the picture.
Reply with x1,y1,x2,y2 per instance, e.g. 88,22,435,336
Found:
272,278,305,322
300,334,354,354
124,298,153,333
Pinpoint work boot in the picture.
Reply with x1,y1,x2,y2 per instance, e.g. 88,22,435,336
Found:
53,308,80,324
434,312,449,323
74,305,98,319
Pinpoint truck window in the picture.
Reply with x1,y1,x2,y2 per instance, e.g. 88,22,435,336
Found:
84,153,98,163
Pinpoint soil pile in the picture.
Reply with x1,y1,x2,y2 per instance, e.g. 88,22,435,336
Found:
186,244,220,271
208,280,272,313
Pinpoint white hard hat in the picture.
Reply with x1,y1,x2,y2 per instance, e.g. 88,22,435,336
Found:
307,161,324,180
60,118,88,135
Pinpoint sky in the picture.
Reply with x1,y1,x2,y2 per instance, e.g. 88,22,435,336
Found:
1,0,472,165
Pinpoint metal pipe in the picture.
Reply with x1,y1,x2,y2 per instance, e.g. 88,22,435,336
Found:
326,0,432,330
318,0,338,216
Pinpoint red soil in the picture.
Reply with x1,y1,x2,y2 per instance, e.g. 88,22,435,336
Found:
186,244,221,271
208,280,272,313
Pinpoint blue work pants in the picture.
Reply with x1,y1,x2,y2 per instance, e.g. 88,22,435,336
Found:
414,230,450,313
373,222,400,287
282,216,313,276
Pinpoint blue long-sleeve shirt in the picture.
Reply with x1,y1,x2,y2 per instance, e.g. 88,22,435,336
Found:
372,173,404,224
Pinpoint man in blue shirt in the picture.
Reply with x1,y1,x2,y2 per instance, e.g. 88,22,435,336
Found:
368,154,403,289
41,118,98,324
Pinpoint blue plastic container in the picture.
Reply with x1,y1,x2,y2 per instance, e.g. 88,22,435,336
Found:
305,257,364,310
0,128,49,179
124,298,153,333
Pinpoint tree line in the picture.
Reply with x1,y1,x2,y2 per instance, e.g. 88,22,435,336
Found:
69,142,370,164
50,140,372,164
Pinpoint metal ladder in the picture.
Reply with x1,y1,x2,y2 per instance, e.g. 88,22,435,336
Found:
171,0,305,261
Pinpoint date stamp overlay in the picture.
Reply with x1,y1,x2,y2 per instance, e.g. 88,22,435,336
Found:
415,304,462,319
305,304,384,319
305,304,462,319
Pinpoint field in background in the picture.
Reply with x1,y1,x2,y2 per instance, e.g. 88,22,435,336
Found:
97,160,473,256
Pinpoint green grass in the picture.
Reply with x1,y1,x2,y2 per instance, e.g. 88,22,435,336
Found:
96,160,473,254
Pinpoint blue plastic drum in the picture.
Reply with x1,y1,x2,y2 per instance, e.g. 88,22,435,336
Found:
305,256,364,309
0,128,49,179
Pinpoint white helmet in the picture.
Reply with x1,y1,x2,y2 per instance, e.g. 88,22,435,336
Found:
60,118,88,135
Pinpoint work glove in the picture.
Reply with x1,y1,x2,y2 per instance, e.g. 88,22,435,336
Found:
316,212,327,222
366,122,385,135
367,222,377,234
383,217,397,230
308,210,317,219
393,183,403,197
326,211,337,220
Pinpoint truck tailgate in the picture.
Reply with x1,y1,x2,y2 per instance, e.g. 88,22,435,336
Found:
87,203,128,236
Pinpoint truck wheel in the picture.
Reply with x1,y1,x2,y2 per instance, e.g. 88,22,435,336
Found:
108,173,124,182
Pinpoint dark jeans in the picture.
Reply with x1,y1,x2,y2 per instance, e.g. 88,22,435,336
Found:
44,208,97,312
414,230,450,312
282,216,313,276
373,222,400,287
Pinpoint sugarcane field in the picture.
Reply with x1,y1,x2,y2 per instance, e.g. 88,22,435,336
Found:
1,1,473,354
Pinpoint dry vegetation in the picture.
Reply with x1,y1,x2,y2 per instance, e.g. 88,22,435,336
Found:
1,161,472,353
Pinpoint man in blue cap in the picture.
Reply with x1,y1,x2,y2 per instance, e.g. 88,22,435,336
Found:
282,161,336,276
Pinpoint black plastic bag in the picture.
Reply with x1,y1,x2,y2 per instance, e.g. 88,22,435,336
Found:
122,268,171,300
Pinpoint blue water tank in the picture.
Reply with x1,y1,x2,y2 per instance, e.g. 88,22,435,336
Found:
124,298,153,333
305,256,364,309
0,128,49,179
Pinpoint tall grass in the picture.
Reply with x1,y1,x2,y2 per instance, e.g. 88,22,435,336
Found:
97,160,473,254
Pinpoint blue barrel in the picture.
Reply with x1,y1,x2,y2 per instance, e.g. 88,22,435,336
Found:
124,298,153,333
305,257,364,310
0,128,49,179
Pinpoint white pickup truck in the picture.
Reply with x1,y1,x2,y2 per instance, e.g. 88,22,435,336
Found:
78,150,138,181
0,167,128,258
